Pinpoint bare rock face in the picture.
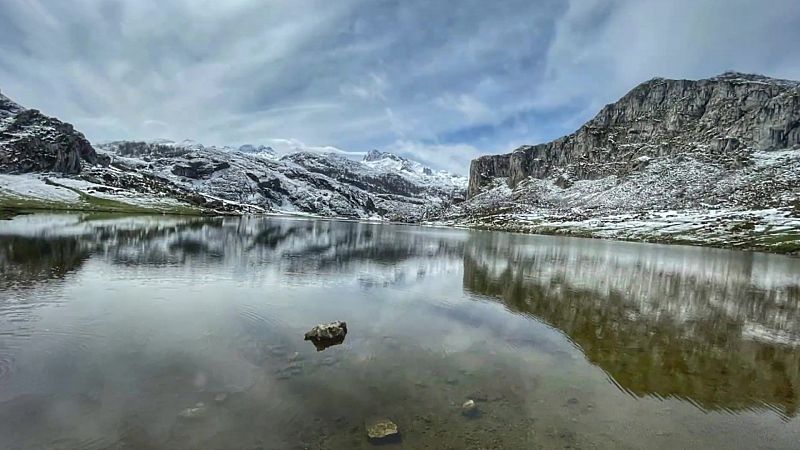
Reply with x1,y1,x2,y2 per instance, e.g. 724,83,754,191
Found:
0,91,103,174
468,72,800,198
171,157,231,179
304,321,347,351
468,153,511,198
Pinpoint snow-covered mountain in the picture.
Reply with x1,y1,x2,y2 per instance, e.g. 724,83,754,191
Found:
236,144,278,159
0,93,466,220
444,72,800,253
82,140,467,219
361,149,467,190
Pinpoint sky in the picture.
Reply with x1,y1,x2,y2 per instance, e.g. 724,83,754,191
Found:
1,0,799,174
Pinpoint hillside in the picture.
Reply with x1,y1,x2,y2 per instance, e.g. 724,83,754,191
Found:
0,91,466,219
443,72,800,253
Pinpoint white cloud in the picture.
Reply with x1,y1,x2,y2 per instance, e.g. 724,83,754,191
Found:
0,0,798,175
384,140,491,176
537,0,800,111
266,138,365,158
435,94,492,123
340,72,389,101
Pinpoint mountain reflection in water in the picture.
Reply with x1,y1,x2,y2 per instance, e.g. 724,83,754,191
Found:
1,213,799,449
463,232,800,417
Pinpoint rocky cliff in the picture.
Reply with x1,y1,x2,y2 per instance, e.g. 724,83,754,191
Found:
448,73,800,254
468,72,800,197
0,91,104,174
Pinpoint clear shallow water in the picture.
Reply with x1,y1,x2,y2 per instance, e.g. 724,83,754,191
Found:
0,213,799,449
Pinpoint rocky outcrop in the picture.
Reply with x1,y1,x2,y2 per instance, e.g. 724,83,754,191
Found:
467,153,511,198
304,321,347,351
237,144,276,158
171,157,231,179
0,91,104,174
283,151,424,197
468,72,800,197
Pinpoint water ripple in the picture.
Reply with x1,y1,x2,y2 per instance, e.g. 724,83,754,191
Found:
0,353,13,383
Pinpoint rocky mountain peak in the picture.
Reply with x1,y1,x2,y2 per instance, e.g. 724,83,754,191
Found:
709,71,800,87
237,144,275,154
363,149,403,162
0,90,103,174
0,90,25,119
468,72,800,197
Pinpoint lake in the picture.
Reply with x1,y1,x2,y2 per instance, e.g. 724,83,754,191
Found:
1,213,799,449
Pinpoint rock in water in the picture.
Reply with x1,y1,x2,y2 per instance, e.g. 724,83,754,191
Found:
365,418,399,442
304,321,347,351
462,399,478,417
178,403,208,420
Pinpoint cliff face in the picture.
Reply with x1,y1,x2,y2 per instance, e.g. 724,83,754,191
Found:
468,72,800,198
0,91,103,174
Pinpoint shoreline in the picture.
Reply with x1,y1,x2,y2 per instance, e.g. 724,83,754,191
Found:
2,203,799,257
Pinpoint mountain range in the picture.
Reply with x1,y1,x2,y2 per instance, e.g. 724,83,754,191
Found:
0,94,466,220
1,72,798,253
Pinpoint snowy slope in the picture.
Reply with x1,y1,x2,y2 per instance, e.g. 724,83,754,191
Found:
442,72,800,253
361,149,467,190
87,140,466,220
1,87,466,219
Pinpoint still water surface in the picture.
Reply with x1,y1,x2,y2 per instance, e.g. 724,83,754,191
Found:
0,213,799,449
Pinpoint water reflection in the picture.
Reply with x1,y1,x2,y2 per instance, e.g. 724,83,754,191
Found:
463,232,800,416
1,214,800,448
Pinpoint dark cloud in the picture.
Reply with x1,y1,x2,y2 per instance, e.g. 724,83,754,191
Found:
0,0,798,174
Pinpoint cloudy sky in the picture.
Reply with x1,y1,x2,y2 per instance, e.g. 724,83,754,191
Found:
1,0,799,174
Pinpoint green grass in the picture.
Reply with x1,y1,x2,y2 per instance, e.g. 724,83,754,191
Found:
0,184,205,216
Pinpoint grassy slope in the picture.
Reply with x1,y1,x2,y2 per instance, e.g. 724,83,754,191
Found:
0,183,205,216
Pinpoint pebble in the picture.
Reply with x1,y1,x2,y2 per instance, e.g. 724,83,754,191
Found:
462,399,478,416
365,418,399,441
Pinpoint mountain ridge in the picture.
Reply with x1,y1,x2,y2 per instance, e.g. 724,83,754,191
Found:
444,72,800,254
468,71,800,197
0,92,466,219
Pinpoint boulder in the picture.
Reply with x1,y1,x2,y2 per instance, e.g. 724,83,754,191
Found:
304,321,347,351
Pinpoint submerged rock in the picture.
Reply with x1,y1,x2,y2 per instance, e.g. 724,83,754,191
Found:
461,399,478,417
178,402,208,419
275,362,304,380
365,418,399,442
304,321,347,351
